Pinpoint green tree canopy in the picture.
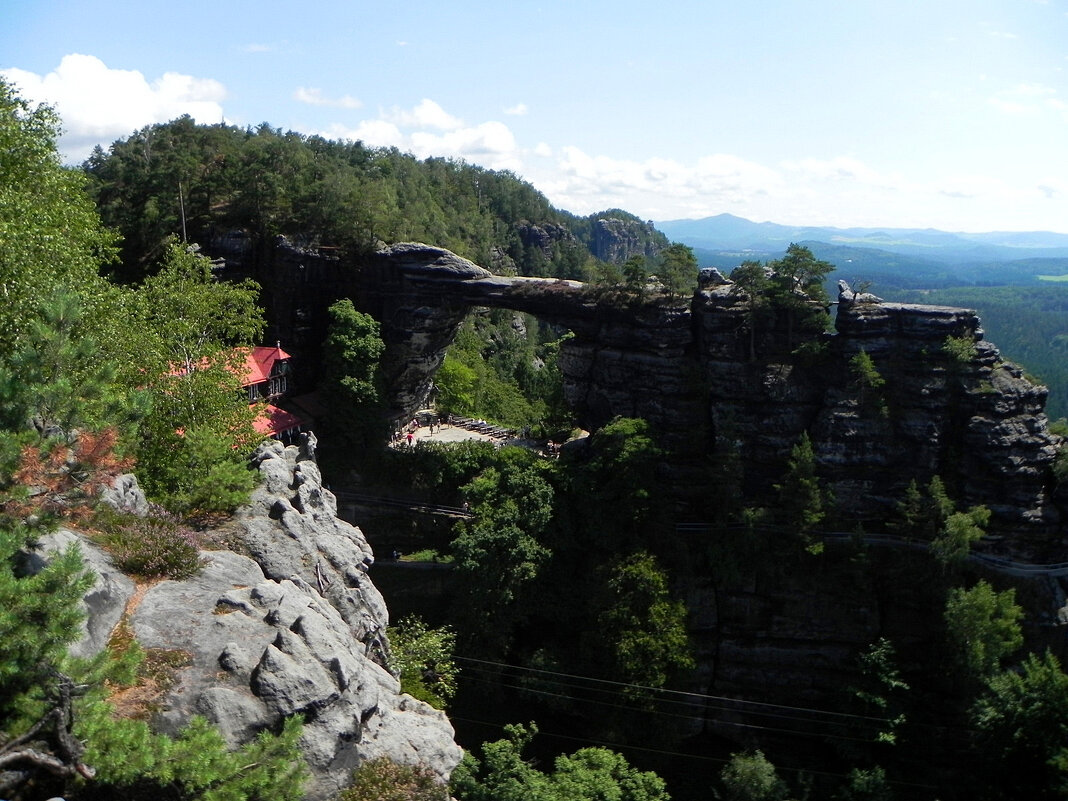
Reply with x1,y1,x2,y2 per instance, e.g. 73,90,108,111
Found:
766,244,834,348
719,750,787,801
931,506,989,568
565,417,662,552
449,450,554,655
944,580,1023,680
729,260,773,361
387,615,459,710
128,241,265,513
450,722,670,801
0,79,118,353
591,552,694,702
656,243,697,300
0,290,140,437
972,650,1068,800
0,525,92,716
774,431,827,545
321,298,386,447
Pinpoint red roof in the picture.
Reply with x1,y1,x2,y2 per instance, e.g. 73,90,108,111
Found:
254,404,304,436
239,346,291,387
167,346,291,386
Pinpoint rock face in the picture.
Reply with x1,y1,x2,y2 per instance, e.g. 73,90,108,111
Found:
224,237,1063,537
589,216,664,264
25,442,462,801
515,220,577,262
349,243,1063,542
20,527,136,661
131,437,462,799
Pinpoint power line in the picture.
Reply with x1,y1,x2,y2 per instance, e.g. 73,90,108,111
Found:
457,670,885,745
454,654,890,724
453,654,976,747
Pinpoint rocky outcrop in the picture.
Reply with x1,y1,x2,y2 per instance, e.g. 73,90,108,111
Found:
515,220,576,261
820,296,1060,533
131,551,459,800
23,440,462,801
589,216,666,264
132,437,462,799
237,435,391,663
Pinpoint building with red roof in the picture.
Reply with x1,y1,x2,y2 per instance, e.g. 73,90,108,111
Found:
240,344,292,403
240,345,305,440
167,344,306,441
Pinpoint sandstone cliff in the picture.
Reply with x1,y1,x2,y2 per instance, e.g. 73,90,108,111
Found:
346,244,1064,545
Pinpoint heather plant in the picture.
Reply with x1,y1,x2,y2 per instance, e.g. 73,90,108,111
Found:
339,756,447,801
94,507,207,580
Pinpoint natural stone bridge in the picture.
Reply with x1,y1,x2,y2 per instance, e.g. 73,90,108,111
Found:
260,240,1063,538
355,243,695,439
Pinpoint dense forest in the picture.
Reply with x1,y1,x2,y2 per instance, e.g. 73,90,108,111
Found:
82,115,666,284
3,79,1068,801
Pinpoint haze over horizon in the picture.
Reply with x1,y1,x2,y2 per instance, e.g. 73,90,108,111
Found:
4,0,1068,235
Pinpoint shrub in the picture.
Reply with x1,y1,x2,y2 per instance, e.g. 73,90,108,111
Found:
720,749,787,801
93,508,207,580
943,335,977,365
387,616,458,710
1055,449,1068,483
339,757,447,801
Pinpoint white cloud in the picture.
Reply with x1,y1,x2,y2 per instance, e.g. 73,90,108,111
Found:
537,147,785,217
503,103,528,116
293,86,362,109
323,119,406,148
933,173,1006,199
411,121,520,170
533,142,552,158
989,82,1064,115
241,43,273,53
383,98,462,130
782,156,904,190
319,100,523,171
1,54,226,162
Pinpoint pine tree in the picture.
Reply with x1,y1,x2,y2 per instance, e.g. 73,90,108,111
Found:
775,432,827,548
0,290,138,437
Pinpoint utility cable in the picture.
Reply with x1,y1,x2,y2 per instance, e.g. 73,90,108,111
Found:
456,671,886,745
454,654,892,724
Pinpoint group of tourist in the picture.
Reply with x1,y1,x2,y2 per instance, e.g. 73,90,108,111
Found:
390,414,444,447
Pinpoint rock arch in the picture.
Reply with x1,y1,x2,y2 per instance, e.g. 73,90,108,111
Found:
353,243,699,443
260,240,1060,536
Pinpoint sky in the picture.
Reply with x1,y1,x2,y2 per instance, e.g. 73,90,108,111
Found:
3,0,1068,233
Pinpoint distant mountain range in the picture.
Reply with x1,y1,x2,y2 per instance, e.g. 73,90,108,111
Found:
655,213,1068,290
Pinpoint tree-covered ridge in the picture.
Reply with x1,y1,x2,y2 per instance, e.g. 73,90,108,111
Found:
83,117,666,282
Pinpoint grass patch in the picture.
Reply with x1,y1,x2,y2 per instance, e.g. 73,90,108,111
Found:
399,548,453,564
1037,274,1068,282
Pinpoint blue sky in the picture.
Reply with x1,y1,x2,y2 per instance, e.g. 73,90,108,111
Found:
4,0,1068,232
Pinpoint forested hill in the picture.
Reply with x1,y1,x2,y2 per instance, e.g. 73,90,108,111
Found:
83,117,667,282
